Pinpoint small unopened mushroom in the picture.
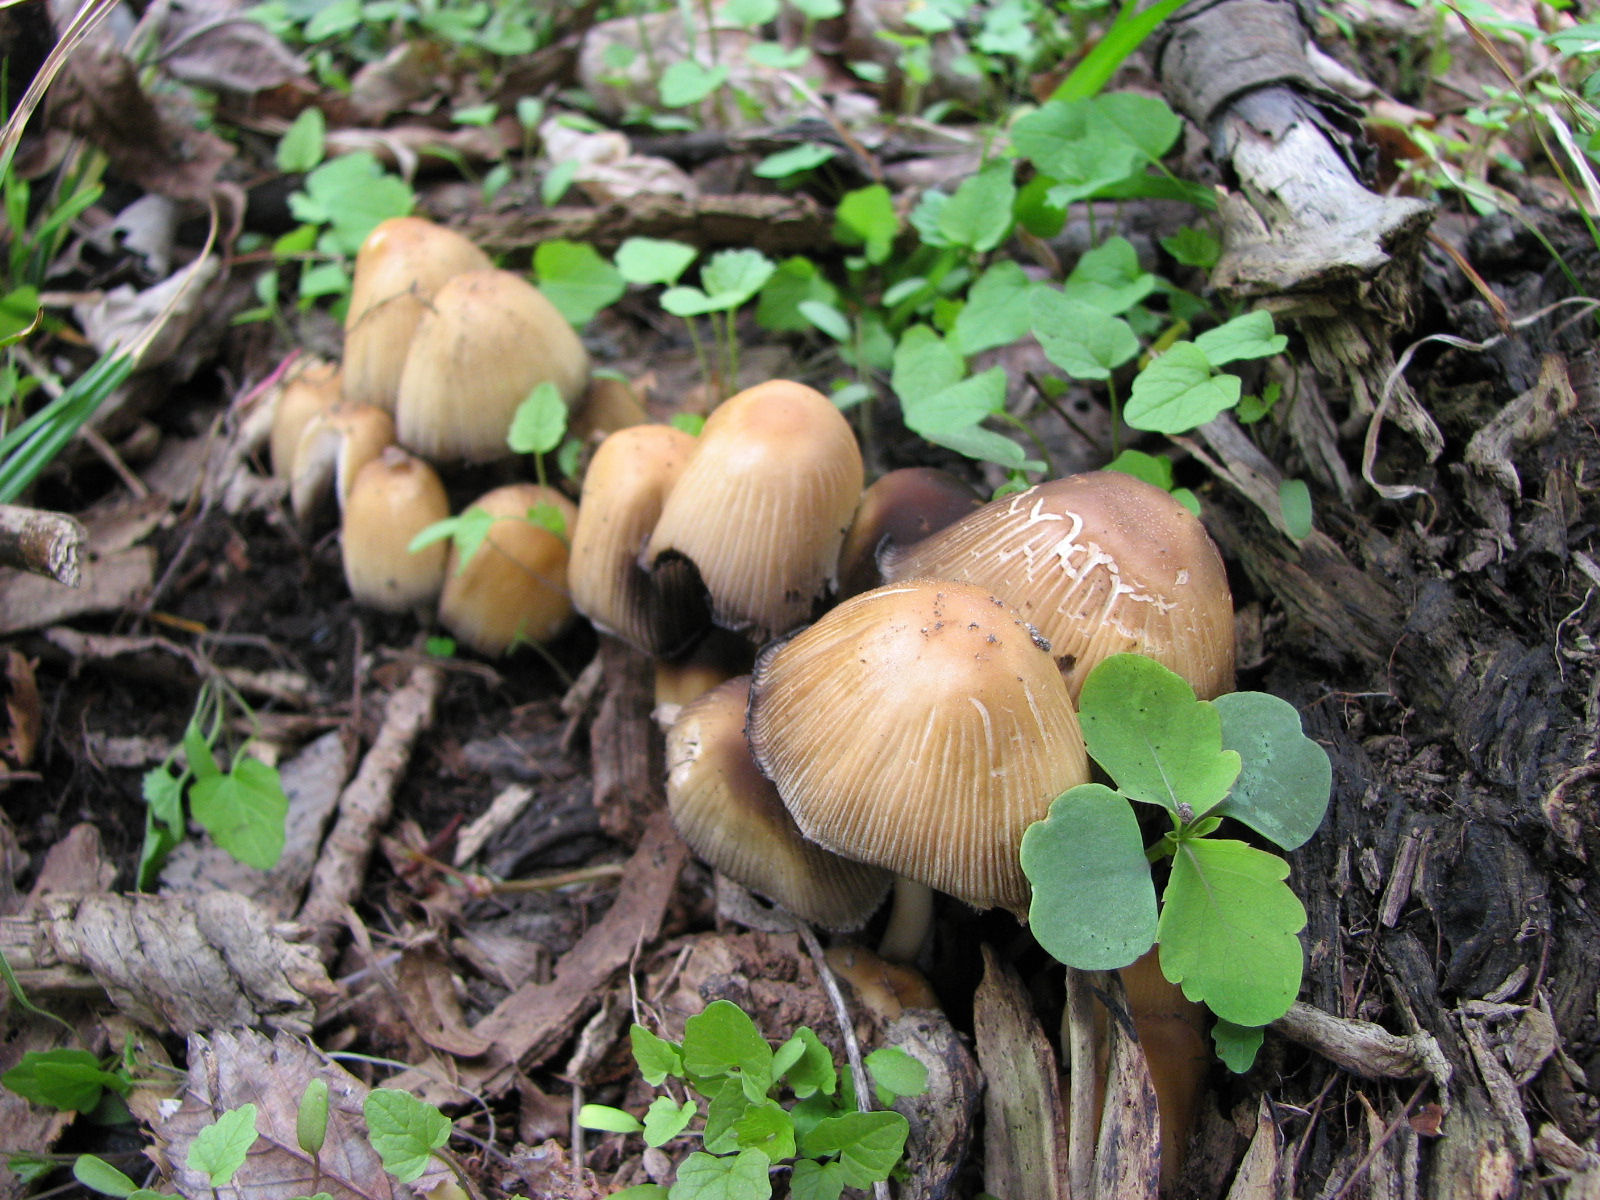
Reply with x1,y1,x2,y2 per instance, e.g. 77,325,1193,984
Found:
667,676,892,930
269,357,342,480
437,483,580,657
653,628,754,727
343,217,492,412
747,579,1090,920
836,466,982,598
882,471,1235,700
568,424,705,657
341,446,450,613
289,404,396,529
395,269,590,463
643,380,863,642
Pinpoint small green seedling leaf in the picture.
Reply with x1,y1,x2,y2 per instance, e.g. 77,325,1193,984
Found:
1012,100,1143,206
1212,692,1332,850
789,1158,846,1200
673,1148,772,1199
757,257,840,334
642,1096,697,1146
1091,92,1183,163
276,107,325,173
952,261,1040,356
754,143,838,178
1060,237,1158,315
702,1077,756,1155
834,184,899,264
1192,310,1288,367
732,1099,796,1161
364,1088,451,1183
659,61,730,107
1022,783,1159,969
578,1103,645,1135
74,1155,139,1197
630,1024,684,1085
865,1046,928,1105
410,507,495,572
699,248,777,309
777,1026,836,1098
1161,226,1221,269
615,237,698,287
938,163,1017,253
297,1079,330,1156
188,756,289,870
287,152,413,256
1278,478,1313,540
1077,654,1240,818
1104,448,1174,491
183,717,219,780
1032,292,1139,380
534,240,624,327
1158,838,1307,1026
187,1103,259,1186
507,381,568,456
682,999,774,1096
608,1187,668,1200
1125,342,1241,434
1211,1020,1266,1073
3,1049,127,1111
801,1110,910,1188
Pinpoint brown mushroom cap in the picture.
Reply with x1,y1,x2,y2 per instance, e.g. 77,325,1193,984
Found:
395,269,590,463
836,467,983,598
269,357,342,480
881,472,1235,701
437,484,580,656
643,380,863,643
343,217,492,412
667,676,892,930
341,446,450,613
289,403,396,529
568,424,706,656
747,579,1090,916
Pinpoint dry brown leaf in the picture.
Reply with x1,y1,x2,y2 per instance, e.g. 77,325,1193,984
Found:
153,1028,451,1200
0,546,156,636
2,650,40,770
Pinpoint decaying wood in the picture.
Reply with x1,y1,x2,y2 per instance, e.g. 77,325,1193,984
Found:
1274,1002,1452,1088
0,505,86,586
299,662,443,941
0,545,154,636
0,892,334,1035
389,810,687,1107
588,635,664,844
1091,972,1162,1200
883,1007,983,1200
973,945,1069,1200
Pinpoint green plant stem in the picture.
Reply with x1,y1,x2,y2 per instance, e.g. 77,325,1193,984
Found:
1104,374,1122,458
681,317,714,398
431,1147,487,1200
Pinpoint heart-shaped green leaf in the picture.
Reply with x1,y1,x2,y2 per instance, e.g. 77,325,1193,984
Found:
1213,692,1332,850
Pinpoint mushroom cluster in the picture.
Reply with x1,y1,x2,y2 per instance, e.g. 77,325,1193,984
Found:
266,216,597,655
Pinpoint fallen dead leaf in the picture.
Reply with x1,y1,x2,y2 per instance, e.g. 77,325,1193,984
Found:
2,650,40,769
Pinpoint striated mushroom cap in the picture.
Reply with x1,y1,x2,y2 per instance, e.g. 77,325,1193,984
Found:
343,217,492,412
747,579,1090,916
643,380,863,643
667,676,892,931
437,483,580,656
341,446,450,613
289,403,396,529
882,471,1235,701
568,424,705,656
269,357,342,481
395,269,590,463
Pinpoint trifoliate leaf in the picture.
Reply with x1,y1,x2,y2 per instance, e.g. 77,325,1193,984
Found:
1212,692,1332,850
801,1110,910,1188
1077,655,1240,817
1157,838,1306,1026
1032,292,1139,380
1022,784,1158,969
364,1088,451,1183
1212,1020,1266,1073
188,1104,259,1186
1125,342,1241,434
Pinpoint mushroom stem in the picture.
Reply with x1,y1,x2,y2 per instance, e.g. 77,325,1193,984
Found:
876,876,934,964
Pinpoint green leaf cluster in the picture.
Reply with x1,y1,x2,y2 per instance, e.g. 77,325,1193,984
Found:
1020,654,1332,1067
581,999,927,1199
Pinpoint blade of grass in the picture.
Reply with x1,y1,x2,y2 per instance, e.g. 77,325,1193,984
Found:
1052,0,1190,101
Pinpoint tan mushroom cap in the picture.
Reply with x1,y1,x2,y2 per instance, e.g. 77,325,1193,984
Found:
643,380,863,643
341,446,451,613
667,676,892,931
395,269,590,463
289,403,396,529
343,217,492,412
437,484,580,656
269,357,342,481
882,471,1235,701
747,579,1090,917
568,424,705,656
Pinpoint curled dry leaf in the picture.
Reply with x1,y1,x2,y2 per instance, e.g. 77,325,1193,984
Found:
3,650,41,771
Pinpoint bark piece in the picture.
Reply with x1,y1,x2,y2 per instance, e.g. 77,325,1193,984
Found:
1091,973,1162,1200
972,944,1068,1200
885,1008,982,1200
1273,1002,1453,1089
589,635,663,844
0,505,86,585
0,892,334,1035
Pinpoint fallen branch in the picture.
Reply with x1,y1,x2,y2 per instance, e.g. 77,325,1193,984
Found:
0,504,87,586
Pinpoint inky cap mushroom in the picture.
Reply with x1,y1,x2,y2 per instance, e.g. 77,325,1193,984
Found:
667,676,892,930
643,380,863,643
836,466,982,598
343,217,492,412
882,471,1235,700
269,357,342,481
747,579,1090,917
288,403,396,529
395,269,590,463
341,446,451,613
